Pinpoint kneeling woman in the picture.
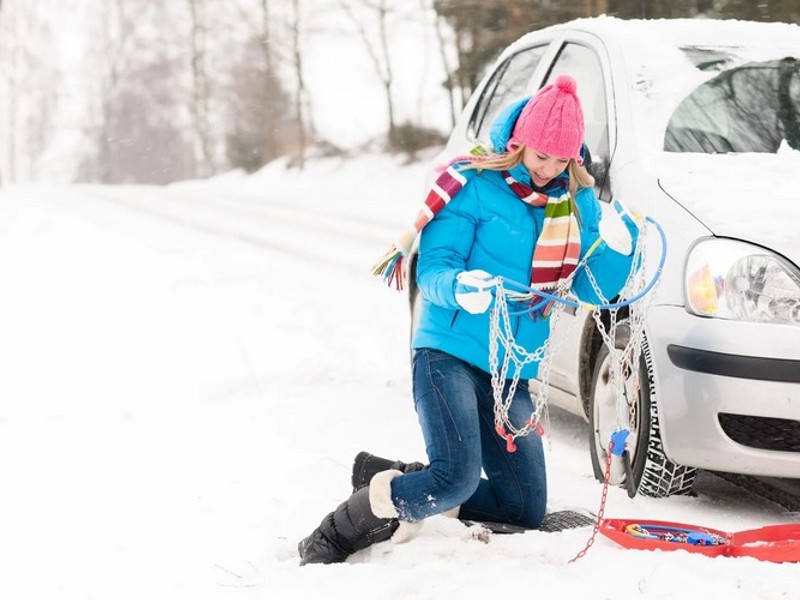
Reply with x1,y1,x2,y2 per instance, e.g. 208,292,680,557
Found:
298,75,638,565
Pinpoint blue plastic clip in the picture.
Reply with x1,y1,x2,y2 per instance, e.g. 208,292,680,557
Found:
610,429,630,456
686,531,716,546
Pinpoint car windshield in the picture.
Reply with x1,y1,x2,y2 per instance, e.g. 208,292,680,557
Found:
612,20,800,157
664,56,800,154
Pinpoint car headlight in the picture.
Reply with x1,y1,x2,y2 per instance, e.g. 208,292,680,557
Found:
685,238,800,325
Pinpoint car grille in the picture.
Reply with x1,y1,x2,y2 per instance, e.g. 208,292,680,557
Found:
718,413,800,453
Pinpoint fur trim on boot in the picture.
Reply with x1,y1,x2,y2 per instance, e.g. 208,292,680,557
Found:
368,469,401,518
368,469,423,543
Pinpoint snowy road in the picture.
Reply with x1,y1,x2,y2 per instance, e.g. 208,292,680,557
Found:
78,184,399,271
1,157,798,600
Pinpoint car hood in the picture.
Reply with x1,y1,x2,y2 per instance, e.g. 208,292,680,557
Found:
656,150,800,262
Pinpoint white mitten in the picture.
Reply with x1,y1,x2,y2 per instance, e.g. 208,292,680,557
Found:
455,270,497,314
599,199,640,256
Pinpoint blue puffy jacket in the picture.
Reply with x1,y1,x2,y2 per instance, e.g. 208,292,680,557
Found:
412,164,633,380
412,98,633,379
412,97,633,379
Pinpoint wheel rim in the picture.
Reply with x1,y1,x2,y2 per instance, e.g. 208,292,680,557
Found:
592,349,641,486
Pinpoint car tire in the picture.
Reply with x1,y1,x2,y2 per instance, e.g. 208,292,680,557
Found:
588,328,697,498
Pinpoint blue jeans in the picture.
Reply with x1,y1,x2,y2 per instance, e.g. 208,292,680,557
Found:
391,348,547,528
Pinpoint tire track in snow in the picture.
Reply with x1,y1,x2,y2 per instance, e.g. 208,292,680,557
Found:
76,185,402,278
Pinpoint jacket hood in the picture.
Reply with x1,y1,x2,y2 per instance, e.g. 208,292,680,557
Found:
490,97,530,153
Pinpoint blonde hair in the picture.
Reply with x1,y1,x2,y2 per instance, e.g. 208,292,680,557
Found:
460,145,594,224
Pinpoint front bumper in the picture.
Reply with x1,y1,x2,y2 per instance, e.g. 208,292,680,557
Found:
647,305,800,477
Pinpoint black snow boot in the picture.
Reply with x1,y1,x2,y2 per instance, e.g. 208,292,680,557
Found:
298,473,402,566
351,451,426,492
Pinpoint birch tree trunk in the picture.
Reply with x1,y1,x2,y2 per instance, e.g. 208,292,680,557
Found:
0,0,3,183
186,0,216,176
259,0,278,163
339,0,397,148
289,0,307,169
95,0,122,183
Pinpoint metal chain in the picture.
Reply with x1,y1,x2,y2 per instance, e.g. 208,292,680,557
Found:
568,442,615,563
489,283,580,442
489,232,655,445
485,215,665,563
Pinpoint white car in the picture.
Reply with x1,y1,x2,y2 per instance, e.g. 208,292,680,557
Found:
409,16,800,497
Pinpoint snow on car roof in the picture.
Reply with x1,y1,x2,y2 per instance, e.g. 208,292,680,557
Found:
538,15,800,60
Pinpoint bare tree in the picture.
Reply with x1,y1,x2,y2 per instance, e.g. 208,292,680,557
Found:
186,0,216,176
0,0,3,184
226,0,303,172
429,1,457,128
231,0,309,168
0,0,58,182
92,0,124,183
78,0,196,184
234,0,280,163
289,0,308,169
259,0,278,163
2,1,24,181
338,0,398,148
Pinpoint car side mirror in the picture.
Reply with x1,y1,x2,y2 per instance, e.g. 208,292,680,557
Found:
586,158,608,184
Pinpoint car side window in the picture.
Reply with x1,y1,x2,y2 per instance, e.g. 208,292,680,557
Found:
543,43,611,199
468,45,549,143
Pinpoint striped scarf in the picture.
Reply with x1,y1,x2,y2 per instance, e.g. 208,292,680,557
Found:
372,160,581,309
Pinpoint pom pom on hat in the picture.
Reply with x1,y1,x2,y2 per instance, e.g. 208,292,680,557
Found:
510,74,585,163
555,74,577,95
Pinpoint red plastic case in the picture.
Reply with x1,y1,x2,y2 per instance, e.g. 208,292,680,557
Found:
600,518,800,563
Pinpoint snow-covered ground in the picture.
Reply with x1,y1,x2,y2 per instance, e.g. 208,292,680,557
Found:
0,153,798,600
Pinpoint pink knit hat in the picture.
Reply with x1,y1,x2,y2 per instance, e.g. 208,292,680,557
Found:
511,74,585,163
